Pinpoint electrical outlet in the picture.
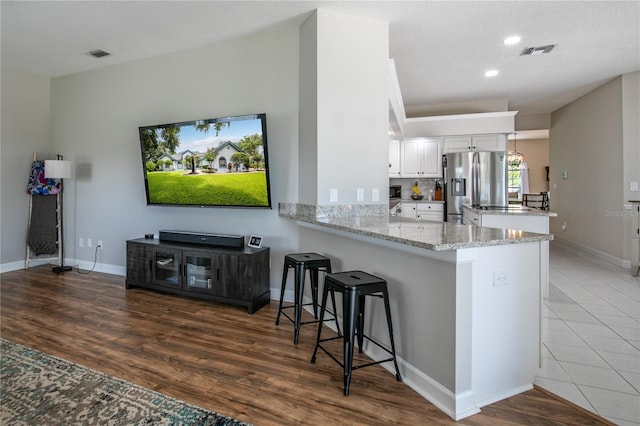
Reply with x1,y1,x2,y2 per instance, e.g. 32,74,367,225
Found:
79,238,84,248
330,188,338,203
87,238,92,248
97,240,103,249
357,188,364,202
493,270,509,287
372,188,380,202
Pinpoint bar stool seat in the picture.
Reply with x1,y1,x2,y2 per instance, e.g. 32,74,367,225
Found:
276,253,340,344
311,270,402,396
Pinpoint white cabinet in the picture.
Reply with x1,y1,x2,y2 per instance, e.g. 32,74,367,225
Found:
397,202,443,221
417,202,443,222
401,138,443,178
632,202,640,276
399,202,417,219
444,134,506,153
462,208,480,226
389,140,401,177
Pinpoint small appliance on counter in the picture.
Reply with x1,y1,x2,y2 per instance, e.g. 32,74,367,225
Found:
434,181,442,201
389,185,402,214
389,185,402,199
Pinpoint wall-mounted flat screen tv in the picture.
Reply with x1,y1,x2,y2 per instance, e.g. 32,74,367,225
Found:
138,113,272,208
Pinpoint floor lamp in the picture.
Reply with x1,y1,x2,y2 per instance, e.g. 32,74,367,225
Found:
45,155,72,274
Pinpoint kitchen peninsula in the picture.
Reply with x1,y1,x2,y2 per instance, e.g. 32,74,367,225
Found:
463,204,557,297
279,203,553,420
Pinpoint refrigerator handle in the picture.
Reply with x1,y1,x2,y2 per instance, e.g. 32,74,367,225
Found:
472,151,480,206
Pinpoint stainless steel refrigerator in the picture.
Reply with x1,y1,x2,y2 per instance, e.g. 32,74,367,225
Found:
443,151,507,224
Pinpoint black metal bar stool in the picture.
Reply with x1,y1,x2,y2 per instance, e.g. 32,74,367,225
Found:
311,270,402,396
276,253,340,344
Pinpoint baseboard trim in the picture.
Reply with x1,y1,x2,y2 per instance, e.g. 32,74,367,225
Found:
0,260,40,273
72,259,125,276
551,238,630,269
1,259,125,276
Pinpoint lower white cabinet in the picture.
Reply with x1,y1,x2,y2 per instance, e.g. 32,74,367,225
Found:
399,202,443,222
399,202,417,219
462,208,480,226
417,203,443,222
632,202,640,276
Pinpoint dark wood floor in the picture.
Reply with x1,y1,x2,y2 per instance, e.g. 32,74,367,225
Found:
0,266,612,425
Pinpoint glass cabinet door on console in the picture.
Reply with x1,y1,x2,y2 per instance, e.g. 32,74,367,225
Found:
151,248,181,288
184,252,213,292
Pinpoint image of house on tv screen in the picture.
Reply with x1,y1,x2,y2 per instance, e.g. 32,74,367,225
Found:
138,113,272,208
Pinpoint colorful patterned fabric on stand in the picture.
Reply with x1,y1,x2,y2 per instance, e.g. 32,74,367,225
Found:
26,160,61,195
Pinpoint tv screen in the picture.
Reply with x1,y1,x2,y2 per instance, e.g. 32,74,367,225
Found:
138,113,272,208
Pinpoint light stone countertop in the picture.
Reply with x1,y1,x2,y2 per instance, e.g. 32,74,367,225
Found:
279,203,553,252
463,204,558,217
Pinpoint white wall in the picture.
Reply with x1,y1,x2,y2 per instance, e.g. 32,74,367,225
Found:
515,113,550,132
42,23,301,284
300,9,389,205
622,71,640,262
0,66,51,270
550,76,625,260
508,138,549,194
298,12,319,205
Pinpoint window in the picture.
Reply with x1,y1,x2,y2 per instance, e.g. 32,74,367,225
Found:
508,152,523,201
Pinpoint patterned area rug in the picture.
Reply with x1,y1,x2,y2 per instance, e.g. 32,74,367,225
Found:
0,338,250,425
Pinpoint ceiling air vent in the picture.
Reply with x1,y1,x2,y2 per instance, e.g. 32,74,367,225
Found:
88,49,111,58
520,44,556,56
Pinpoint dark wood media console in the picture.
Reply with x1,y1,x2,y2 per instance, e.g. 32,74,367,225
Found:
125,238,270,314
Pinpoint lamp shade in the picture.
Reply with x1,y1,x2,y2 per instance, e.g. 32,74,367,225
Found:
44,160,72,179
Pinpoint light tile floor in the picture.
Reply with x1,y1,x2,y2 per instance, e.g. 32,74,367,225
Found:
535,242,640,425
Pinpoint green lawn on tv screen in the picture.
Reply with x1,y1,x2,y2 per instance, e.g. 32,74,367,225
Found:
146,170,269,206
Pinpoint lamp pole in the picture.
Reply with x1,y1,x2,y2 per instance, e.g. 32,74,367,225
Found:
45,154,72,273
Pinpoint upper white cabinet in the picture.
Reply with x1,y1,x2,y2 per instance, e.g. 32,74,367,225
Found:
389,140,401,177
444,134,507,153
401,138,443,178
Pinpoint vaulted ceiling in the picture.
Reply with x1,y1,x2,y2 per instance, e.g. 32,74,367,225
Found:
2,1,638,118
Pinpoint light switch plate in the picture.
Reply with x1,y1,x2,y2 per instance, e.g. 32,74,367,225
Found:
630,181,639,192
357,188,364,202
372,188,380,202
330,188,338,203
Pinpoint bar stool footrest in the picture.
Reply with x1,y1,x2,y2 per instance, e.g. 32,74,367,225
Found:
314,342,396,372
277,304,340,329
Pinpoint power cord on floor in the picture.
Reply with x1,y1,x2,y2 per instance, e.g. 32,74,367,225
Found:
75,244,102,274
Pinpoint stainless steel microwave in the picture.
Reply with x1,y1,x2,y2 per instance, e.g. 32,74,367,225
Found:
390,185,402,199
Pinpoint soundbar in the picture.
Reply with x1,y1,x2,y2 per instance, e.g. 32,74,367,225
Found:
159,230,244,249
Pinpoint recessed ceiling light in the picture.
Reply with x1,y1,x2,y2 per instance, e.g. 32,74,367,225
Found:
484,69,499,77
503,36,521,45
